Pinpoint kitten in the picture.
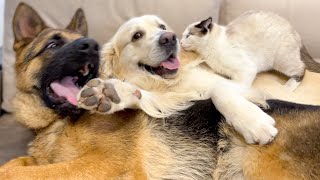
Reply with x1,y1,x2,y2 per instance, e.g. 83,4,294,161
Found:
181,11,315,91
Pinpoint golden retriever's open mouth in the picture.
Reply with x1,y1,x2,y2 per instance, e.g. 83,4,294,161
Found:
139,54,180,78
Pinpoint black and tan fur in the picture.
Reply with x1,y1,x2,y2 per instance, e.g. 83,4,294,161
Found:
1,3,320,180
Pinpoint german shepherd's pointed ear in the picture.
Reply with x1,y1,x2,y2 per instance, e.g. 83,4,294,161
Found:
66,8,88,36
195,17,213,34
99,42,119,79
13,2,47,50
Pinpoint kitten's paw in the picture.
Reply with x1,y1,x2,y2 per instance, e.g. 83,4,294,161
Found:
284,78,301,92
77,78,141,114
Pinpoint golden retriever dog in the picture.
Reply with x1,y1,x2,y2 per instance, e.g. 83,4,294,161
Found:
1,4,320,179
78,14,320,179
93,15,279,145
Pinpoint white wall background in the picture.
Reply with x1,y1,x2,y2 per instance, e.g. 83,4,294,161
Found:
0,0,4,46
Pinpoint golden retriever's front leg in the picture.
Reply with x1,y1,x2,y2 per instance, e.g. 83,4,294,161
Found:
77,78,193,118
209,79,278,145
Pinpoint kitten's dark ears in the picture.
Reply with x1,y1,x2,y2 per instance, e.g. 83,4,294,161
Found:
195,17,213,33
12,2,47,46
66,8,88,36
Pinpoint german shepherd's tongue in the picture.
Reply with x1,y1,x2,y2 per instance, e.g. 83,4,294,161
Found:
50,76,80,106
160,57,180,70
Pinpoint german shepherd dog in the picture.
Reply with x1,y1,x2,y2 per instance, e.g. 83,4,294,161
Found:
1,3,320,179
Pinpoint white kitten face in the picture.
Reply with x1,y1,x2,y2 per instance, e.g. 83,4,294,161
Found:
180,17,213,53
181,23,203,51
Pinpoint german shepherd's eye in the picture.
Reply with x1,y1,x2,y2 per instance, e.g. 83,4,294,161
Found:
159,24,166,30
44,34,63,50
45,41,58,49
132,31,144,42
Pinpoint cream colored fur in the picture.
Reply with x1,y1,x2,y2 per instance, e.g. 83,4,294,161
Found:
181,10,306,91
92,15,278,145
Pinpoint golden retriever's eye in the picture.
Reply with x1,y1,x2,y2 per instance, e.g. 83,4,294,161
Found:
132,31,144,41
159,24,166,30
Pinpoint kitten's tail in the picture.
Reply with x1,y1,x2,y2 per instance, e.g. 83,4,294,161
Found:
301,45,320,73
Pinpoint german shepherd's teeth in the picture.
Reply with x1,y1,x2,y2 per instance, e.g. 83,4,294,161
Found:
79,63,94,76
79,70,89,76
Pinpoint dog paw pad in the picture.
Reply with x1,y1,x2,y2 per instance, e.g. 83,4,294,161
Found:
83,96,98,106
97,99,111,112
133,89,142,99
78,78,140,114
103,84,121,104
80,88,95,98
87,79,101,87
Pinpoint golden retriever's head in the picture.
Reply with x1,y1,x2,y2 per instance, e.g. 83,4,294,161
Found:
100,15,181,89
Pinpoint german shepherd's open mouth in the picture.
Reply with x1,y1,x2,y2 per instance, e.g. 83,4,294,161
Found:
12,2,100,119
39,37,100,117
46,62,96,105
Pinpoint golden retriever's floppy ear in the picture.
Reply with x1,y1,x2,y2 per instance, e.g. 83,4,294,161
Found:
99,42,118,79
66,8,88,36
12,2,47,51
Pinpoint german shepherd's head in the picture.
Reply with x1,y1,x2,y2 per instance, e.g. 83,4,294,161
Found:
13,3,99,119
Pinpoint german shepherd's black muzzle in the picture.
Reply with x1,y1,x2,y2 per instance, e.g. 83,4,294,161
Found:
39,38,100,119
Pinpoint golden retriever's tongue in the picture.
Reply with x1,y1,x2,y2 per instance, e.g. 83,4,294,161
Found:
160,57,180,70
50,76,80,106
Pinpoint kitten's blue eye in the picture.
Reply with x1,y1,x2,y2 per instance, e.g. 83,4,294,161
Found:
186,32,194,38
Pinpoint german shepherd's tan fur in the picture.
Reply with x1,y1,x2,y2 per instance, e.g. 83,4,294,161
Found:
1,3,320,180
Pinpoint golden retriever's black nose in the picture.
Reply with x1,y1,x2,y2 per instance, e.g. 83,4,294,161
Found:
78,38,99,54
159,32,177,46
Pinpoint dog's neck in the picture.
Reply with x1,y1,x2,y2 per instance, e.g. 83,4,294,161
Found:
14,90,64,129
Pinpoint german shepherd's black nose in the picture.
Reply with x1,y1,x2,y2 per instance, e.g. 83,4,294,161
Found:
159,32,177,46
77,38,99,54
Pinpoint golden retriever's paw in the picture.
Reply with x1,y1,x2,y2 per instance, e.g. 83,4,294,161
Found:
77,78,141,114
227,103,278,145
238,111,278,145
284,78,301,92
